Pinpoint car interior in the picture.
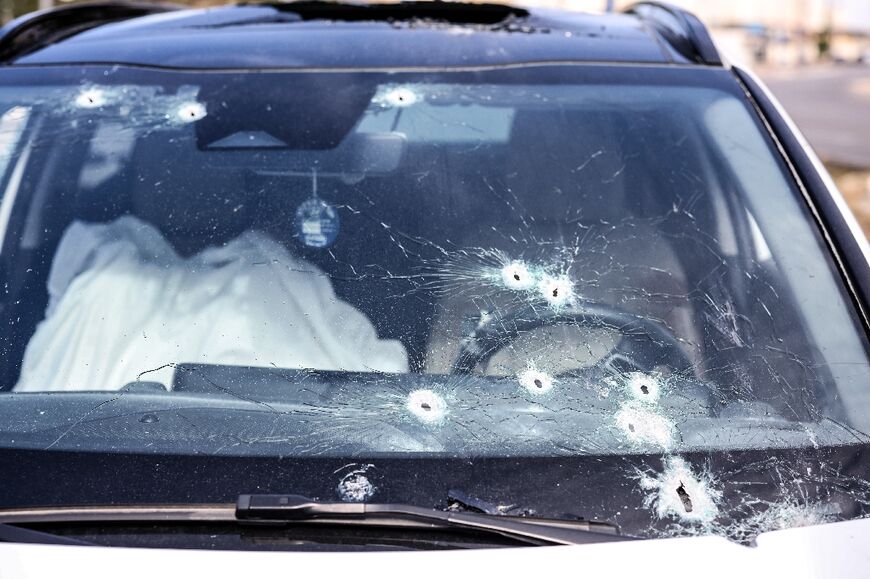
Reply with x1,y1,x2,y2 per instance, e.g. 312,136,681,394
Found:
0,82,838,423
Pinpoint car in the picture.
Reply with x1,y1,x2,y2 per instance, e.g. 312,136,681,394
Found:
0,0,869,576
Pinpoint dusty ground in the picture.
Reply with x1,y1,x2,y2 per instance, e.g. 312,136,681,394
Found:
828,165,870,239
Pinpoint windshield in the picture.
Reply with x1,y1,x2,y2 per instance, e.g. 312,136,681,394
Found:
0,64,868,545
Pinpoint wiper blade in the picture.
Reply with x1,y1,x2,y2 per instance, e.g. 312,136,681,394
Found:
0,497,631,547
236,494,632,546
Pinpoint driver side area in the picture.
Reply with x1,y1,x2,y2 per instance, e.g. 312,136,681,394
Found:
424,109,703,378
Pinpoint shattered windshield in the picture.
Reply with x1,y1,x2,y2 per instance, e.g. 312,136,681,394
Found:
0,65,868,543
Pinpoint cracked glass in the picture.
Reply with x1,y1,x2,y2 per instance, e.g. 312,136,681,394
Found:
0,65,867,544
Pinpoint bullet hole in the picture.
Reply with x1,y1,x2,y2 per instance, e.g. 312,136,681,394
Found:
638,457,721,524
337,467,376,502
615,402,675,448
518,366,555,395
75,88,106,109
626,372,662,404
406,389,447,424
176,102,207,123
138,413,159,424
500,260,536,291
676,481,693,513
379,86,419,108
537,274,573,308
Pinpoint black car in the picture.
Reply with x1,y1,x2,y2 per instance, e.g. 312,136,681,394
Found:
0,0,868,559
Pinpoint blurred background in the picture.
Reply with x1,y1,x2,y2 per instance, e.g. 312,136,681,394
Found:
4,0,869,237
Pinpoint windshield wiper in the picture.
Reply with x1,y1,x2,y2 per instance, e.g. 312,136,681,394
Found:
235,494,632,546
0,496,631,547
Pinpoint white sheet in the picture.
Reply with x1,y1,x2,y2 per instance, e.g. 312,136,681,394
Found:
14,216,408,392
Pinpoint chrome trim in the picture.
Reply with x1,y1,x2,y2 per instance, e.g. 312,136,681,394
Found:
0,504,237,524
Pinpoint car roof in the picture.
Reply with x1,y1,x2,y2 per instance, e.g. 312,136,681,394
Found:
0,1,723,70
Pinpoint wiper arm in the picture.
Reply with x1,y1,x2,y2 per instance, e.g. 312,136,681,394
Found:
0,497,631,547
236,494,632,546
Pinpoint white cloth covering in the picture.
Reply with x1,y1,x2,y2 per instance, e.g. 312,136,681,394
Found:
14,216,408,392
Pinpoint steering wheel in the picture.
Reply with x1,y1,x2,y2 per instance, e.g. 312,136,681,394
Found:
451,299,694,375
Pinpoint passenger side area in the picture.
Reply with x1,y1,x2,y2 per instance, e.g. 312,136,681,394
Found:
1,127,429,389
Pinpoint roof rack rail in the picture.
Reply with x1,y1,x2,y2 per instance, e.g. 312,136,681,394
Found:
624,2,721,65
0,1,180,63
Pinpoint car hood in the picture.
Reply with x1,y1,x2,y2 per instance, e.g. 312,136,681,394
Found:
2,516,869,578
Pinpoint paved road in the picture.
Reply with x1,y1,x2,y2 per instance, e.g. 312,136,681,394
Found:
759,66,870,168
